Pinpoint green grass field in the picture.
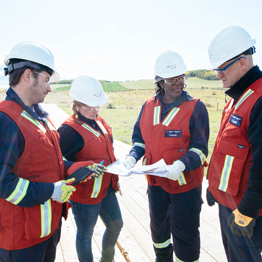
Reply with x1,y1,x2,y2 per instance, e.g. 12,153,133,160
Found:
51,82,130,92
101,82,129,92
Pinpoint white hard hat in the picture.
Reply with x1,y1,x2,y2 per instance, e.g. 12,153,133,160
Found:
69,75,108,107
154,50,187,79
208,26,256,69
4,41,60,81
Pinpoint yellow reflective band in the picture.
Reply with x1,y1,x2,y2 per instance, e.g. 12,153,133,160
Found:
6,178,30,205
219,155,234,192
40,199,52,238
178,173,187,186
91,176,103,198
142,159,148,182
189,148,206,165
175,256,199,262
235,89,254,109
162,107,180,126
96,121,108,134
45,119,56,131
133,142,145,149
153,106,161,125
21,111,46,134
82,123,100,137
153,238,171,249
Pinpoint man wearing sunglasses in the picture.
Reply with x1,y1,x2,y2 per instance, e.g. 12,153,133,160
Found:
206,26,262,262
123,50,209,262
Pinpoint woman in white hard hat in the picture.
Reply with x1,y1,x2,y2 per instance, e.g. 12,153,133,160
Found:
123,51,209,262
58,75,122,262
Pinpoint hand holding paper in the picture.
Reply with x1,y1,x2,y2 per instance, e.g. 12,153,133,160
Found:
106,159,169,177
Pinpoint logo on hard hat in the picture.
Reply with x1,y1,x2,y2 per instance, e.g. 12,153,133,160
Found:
93,92,102,98
167,64,177,69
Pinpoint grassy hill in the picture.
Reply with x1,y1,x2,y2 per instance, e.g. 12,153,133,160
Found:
51,77,223,92
51,82,129,92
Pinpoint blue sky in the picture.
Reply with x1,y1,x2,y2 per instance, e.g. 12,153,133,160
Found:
0,0,262,87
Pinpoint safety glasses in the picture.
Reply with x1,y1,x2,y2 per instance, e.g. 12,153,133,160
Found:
164,75,185,85
34,72,50,85
214,57,246,72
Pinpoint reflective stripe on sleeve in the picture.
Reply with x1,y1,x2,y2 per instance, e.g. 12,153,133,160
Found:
6,178,30,205
219,155,234,192
133,142,145,149
40,199,52,238
91,176,103,198
82,123,100,137
177,173,187,186
162,107,180,126
189,148,206,165
21,111,46,134
96,121,108,134
153,238,171,249
235,89,254,109
153,106,161,125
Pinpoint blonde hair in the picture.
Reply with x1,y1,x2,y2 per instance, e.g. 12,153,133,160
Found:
72,100,85,125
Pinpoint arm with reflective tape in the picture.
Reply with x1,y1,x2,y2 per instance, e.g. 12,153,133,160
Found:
0,113,54,207
180,100,209,172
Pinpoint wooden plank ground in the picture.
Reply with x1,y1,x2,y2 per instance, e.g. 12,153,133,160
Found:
42,104,227,262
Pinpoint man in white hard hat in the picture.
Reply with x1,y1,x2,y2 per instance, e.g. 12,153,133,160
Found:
0,42,105,262
123,50,209,262
206,26,262,262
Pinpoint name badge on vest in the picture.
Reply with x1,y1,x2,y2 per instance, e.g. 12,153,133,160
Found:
229,114,242,127
165,130,182,137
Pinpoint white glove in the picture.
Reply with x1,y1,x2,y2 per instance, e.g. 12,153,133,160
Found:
51,178,76,203
123,155,136,170
166,160,186,181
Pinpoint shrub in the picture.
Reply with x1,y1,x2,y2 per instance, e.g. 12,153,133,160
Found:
106,103,116,109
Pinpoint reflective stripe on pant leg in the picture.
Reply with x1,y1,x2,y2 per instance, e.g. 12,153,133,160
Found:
153,238,171,249
175,255,199,262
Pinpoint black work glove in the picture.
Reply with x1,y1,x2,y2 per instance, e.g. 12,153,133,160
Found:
206,187,216,206
227,209,256,238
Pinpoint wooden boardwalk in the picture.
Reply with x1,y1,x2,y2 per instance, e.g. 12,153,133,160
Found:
42,104,227,262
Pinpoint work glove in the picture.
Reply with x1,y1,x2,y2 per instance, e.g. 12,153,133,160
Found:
51,178,76,203
123,155,136,170
166,160,185,181
67,161,107,180
227,209,256,238
87,163,107,179
206,187,216,206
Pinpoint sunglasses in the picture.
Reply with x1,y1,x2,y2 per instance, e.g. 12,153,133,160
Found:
214,57,246,72
164,75,185,85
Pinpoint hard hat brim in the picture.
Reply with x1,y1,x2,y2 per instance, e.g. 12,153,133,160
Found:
50,71,60,82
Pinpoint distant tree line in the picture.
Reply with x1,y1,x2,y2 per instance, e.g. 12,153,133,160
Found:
51,80,73,84
186,70,218,81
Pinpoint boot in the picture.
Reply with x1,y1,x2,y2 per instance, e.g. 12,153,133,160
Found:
98,259,115,262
